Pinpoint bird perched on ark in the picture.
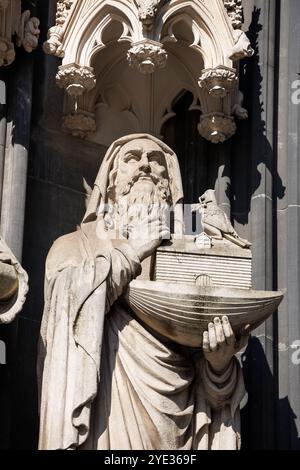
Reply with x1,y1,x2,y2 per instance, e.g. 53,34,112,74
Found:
191,189,251,249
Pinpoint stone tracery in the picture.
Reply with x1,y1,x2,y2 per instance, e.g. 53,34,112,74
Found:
43,0,253,143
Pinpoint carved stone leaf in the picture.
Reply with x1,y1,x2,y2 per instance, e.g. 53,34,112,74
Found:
198,66,238,98
56,0,74,27
127,39,167,74
223,0,243,29
198,113,237,144
136,0,167,29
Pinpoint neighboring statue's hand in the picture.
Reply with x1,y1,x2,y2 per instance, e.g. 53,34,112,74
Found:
0,261,18,300
128,214,170,262
202,316,250,373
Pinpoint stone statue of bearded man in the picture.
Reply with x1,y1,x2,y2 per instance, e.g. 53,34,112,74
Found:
38,134,246,450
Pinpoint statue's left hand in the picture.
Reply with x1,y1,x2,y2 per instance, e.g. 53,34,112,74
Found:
202,316,250,373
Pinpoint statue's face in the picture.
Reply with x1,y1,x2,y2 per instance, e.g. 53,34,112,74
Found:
116,138,167,194
105,138,171,236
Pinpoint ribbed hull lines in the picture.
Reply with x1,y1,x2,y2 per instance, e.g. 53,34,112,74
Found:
125,281,283,347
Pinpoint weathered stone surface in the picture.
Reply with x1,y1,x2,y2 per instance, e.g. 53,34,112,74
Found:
2,0,299,453
43,0,253,143
38,134,251,450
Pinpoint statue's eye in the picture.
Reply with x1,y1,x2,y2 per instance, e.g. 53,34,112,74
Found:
125,154,140,163
149,152,165,166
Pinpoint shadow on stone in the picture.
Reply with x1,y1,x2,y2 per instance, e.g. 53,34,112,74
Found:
241,337,300,449
230,6,285,225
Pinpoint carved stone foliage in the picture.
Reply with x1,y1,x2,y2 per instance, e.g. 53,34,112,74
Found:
56,0,74,26
56,64,96,96
16,10,40,53
127,39,167,74
44,0,253,144
44,0,74,57
198,66,238,98
63,112,96,138
136,0,167,30
0,0,40,66
223,0,243,30
198,113,237,144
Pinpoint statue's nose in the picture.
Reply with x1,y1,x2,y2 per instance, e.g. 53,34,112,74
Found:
139,154,151,173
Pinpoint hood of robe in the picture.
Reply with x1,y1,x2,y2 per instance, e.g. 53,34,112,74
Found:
81,134,184,234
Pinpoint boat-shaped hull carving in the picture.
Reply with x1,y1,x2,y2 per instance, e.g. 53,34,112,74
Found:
125,280,283,347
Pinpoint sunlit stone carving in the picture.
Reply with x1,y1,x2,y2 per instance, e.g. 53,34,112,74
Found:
198,66,238,98
43,0,253,144
56,64,96,96
38,135,283,451
127,39,167,74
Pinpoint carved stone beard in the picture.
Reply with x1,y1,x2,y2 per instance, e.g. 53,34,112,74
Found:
105,176,171,238
117,169,170,199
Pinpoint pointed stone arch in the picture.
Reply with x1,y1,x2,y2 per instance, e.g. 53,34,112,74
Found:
44,0,253,144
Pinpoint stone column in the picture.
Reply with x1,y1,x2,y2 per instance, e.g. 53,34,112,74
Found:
0,52,33,449
0,54,33,261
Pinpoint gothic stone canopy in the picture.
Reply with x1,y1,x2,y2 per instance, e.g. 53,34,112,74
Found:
44,0,253,144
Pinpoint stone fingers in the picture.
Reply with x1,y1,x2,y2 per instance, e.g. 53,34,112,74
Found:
214,317,225,346
208,322,218,352
222,315,235,347
204,317,236,352
202,331,210,353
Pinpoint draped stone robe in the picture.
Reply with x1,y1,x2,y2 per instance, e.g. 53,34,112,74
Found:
38,223,245,450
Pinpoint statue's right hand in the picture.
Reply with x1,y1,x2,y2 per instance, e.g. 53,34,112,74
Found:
128,215,170,262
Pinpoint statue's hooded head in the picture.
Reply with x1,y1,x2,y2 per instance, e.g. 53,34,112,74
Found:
82,134,184,237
